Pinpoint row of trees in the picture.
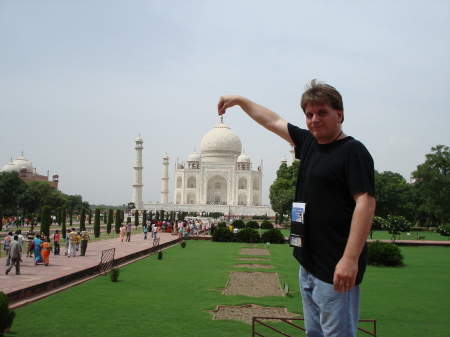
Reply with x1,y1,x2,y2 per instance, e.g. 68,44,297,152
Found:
269,145,450,227
0,171,90,217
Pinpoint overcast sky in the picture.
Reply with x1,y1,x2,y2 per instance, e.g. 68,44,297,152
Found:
1,0,449,206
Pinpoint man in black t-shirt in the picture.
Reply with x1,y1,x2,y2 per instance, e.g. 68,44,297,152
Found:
217,80,376,337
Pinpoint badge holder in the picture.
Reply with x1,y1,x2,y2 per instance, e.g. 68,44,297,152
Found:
290,202,306,248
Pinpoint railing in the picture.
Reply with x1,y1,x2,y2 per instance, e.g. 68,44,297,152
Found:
252,317,377,336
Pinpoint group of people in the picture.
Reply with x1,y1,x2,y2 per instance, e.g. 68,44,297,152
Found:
3,226,92,275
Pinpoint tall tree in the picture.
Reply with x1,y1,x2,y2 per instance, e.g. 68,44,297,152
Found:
40,205,52,238
269,161,300,223
16,187,41,220
412,145,450,225
94,208,101,238
61,207,66,239
0,171,27,209
80,208,86,231
115,209,122,234
375,171,415,221
107,209,114,235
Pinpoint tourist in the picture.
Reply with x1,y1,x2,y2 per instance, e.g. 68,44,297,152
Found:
218,79,376,337
53,230,60,255
15,230,24,261
79,227,90,256
119,224,125,242
143,221,149,239
151,222,157,238
64,229,70,256
41,237,52,266
67,228,78,257
26,228,36,257
3,231,13,266
5,235,21,275
31,234,43,265
125,221,132,242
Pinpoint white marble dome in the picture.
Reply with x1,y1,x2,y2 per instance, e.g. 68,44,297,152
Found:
188,151,200,162
200,121,242,158
2,160,18,173
13,155,33,172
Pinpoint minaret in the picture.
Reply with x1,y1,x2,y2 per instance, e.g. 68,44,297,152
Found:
132,136,144,210
161,154,169,204
289,145,295,166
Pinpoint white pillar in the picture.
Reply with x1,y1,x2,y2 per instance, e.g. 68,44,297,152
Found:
161,154,169,204
132,136,144,210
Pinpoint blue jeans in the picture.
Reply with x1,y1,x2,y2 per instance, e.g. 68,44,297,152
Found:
300,267,360,337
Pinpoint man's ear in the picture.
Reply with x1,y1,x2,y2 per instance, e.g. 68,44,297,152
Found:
337,110,344,124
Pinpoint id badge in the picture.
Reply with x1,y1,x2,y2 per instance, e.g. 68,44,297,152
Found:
290,202,306,248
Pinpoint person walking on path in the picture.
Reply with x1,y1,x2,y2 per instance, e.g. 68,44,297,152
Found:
26,228,36,257
119,224,125,242
125,221,132,242
218,79,376,337
31,234,43,265
64,229,70,256
5,235,21,275
152,222,157,238
53,230,60,255
79,228,90,256
3,231,13,266
41,238,52,266
143,222,149,240
68,228,78,257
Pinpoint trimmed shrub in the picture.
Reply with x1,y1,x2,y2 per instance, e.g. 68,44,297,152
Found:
246,220,259,229
0,291,16,333
367,240,404,267
261,228,285,244
217,221,227,228
40,205,52,238
232,219,245,229
109,268,120,282
236,228,261,243
260,220,274,229
157,251,163,260
212,228,235,242
180,241,186,248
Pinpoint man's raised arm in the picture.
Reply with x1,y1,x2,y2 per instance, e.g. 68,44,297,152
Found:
217,95,293,146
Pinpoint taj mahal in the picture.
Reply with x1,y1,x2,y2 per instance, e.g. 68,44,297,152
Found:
131,118,290,217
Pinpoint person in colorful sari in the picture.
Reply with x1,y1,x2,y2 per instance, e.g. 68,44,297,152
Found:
32,235,43,265
41,238,52,266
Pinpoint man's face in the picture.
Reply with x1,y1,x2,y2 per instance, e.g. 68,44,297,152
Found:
304,103,343,144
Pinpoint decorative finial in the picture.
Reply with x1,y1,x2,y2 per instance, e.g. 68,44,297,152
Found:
220,116,223,123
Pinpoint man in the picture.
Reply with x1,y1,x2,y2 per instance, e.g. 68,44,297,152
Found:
217,79,376,337
3,231,13,266
79,227,90,256
68,228,78,257
16,230,24,261
143,221,150,240
125,221,132,242
5,235,21,275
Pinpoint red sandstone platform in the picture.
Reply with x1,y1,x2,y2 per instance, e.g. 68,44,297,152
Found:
0,232,181,309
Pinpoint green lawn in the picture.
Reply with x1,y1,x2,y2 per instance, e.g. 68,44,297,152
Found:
8,241,450,336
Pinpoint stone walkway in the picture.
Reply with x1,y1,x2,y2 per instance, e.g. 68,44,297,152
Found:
0,232,181,309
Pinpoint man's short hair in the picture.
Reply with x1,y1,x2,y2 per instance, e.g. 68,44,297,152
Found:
301,79,344,123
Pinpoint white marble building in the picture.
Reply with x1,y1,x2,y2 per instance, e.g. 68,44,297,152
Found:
133,119,275,217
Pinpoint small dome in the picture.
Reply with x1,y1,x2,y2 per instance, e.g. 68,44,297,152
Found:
135,136,143,143
13,155,33,172
2,160,18,173
237,152,250,163
281,156,287,163
188,151,200,162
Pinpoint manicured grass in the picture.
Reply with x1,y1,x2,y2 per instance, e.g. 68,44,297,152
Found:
9,242,450,336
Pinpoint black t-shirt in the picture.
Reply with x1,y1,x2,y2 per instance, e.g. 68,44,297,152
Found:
288,123,375,285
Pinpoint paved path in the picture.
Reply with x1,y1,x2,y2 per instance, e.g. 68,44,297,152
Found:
0,232,181,308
